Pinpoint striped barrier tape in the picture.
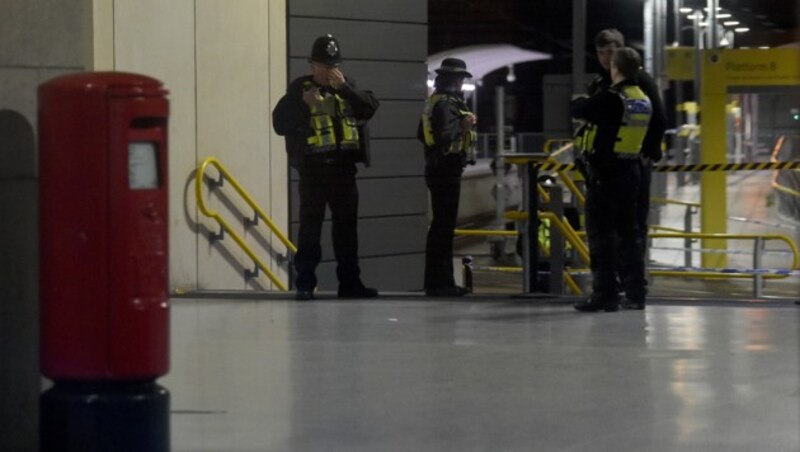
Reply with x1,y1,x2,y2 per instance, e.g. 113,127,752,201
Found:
649,266,799,276
534,161,800,173
474,265,800,276
649,246,794,256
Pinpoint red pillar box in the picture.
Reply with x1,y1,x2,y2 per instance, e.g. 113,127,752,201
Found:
39,72,169,381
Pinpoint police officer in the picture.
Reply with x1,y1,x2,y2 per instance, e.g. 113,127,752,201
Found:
272,34,379,300
418,58,477,297
588,29,667,310
571,47,652,312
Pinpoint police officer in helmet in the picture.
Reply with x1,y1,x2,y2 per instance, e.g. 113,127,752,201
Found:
272,34,380,300
418,58,477,297
571,47,651,312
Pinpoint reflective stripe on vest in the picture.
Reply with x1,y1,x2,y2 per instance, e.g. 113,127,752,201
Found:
422,94,476,156
573,85,652,157
304,82,360,153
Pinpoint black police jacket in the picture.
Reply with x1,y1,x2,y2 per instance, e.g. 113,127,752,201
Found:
571,79,644,181
416,90,472,168
587,69,666,162
272,75,379,168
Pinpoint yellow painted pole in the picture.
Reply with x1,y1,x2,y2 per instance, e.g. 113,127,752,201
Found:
700,50,728,268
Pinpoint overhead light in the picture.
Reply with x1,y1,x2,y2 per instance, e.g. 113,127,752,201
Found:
717,13,732,19
759,46,770,49
704,7,722,11
723,21,740,26
699,22,709,26
506,65,516,83
428,79,476,91
680,7,693,14
734,27,750,33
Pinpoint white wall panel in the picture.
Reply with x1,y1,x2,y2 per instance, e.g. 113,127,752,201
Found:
101,0,288,292
112,0,199,290
195,0,289,290
268,0,291,288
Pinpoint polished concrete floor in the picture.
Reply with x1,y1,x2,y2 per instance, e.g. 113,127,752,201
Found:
164,295,800,451
163,171,800,451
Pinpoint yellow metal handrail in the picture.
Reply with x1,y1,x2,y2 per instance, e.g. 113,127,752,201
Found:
195,157,297,291
650,197,701,208
539,211,590,264
543,139,573,156
649,232,798,280
503,210,591,264
454,229,517,237
650,225,689,234
453,228,579,291
540,142,587,206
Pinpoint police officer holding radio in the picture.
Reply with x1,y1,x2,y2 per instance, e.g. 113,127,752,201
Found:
571,47,652,312
272,34,379,301
418,58,477,297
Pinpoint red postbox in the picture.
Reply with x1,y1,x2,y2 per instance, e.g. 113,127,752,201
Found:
39,72,169,381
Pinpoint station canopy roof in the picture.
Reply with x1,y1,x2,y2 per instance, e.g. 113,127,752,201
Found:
427,44,552,81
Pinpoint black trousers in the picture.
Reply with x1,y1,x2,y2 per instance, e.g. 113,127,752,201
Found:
294,158,362,291
585,162,647,302
424,155,463,290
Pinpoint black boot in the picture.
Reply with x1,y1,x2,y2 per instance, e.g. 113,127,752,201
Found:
621,298,645,310
574,296,619,312
338,284,379,298
296,289,315,301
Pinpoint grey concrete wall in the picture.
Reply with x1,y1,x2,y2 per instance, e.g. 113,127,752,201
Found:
0,2,87,450
287,0,428,290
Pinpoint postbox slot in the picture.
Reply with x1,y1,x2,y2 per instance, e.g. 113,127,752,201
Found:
130,117,166,129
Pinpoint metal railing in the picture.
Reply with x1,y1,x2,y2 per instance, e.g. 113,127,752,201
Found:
454,207,591,296
539,140,586,206
195,157,296,291
648,231,798,297
650,197,700,266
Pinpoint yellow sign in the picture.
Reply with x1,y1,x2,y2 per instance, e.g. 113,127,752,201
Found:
707,48,800,87
665,46,696,81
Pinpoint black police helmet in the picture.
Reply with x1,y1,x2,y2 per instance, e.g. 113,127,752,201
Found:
434,58,472,78
310,34,342,66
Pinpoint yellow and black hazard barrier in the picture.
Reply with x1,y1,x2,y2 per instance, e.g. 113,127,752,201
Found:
534,161,800,173
653,161,800,173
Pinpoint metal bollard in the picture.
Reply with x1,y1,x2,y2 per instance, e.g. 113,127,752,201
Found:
462,256,474,293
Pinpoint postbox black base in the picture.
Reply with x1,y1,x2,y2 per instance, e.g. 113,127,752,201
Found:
40,380,169,452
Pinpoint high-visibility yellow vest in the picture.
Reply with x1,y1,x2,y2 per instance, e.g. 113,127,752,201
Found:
422,93,477,161
574,85,652,158
304,81,360,153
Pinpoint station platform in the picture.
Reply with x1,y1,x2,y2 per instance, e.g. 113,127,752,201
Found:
162,170,798,451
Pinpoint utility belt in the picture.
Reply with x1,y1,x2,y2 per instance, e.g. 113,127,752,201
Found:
303,148,355,164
